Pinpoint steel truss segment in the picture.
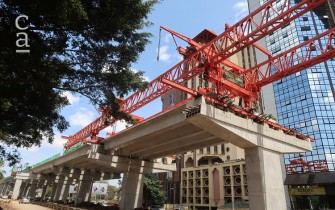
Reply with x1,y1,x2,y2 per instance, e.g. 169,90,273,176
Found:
161,26,247,75
244,28,335,87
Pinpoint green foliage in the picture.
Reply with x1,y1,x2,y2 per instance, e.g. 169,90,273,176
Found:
263,114,277,121
0,161,5,180
107,185,119,201
0,0,159,165
44,186,53,198
143,174,165,207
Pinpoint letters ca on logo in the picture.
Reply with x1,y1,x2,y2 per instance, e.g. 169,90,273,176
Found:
15,15,30,53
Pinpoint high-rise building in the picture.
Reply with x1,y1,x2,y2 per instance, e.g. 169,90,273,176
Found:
248,0,335,208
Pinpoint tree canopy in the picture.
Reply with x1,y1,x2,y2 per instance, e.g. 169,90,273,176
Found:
0,0,159,165
143,174,165,208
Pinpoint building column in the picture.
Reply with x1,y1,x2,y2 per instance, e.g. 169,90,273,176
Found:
120,162,144,210
245,147,287,210
12,179,23,200
75,169,94,205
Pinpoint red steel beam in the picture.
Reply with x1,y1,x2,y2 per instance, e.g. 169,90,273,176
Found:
243,28,335,88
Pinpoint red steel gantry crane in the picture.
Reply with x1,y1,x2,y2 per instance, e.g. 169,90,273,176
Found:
62,0,335,149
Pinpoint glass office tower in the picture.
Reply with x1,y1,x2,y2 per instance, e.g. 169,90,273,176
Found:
248,0,335,209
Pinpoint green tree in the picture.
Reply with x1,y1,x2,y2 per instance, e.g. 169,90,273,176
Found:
0,161,6,180
44,186,53,198
143,174,165,208
107,185,119,201
0,0,159,165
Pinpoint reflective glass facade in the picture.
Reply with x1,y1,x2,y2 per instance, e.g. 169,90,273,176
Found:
252,0,335,172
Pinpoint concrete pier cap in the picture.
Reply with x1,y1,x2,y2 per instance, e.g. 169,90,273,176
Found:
186,96,312,210
187,96,312,153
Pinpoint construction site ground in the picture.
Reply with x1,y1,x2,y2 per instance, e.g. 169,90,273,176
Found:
0,200,51,210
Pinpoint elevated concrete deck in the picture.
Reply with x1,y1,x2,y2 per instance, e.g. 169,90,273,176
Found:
13,144,175,177
104,97,311,158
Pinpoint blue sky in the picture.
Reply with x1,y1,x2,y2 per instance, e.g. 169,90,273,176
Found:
3,0,249,186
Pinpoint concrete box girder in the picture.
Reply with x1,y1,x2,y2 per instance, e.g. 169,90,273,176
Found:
103,97,311,159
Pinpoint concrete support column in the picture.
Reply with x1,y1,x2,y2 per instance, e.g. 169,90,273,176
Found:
0,183,8,195
40,183,48,200
75,170,94,205
59,177,72,202
12,179,23,200
120,163,144,210
53,175,66,202
22,182,31,197
245,147,287,210
40,176,54,200
0,184,5,195
27,179,38,198
56,174,79,202
49,183,58,201
18,182,27,199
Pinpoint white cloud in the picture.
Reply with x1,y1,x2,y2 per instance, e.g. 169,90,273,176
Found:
233,1,249,21
62,91,80,105
69,107,96,127
164,33,171,43
132,68,150,82
19,133,67,153
158,45,172,62
101,120,128,137
174,53,183,62
45,133,67,150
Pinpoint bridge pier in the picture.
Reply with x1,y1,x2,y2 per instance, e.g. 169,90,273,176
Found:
0,183,5,195
75,169,94,205
53,175,66,201
12,179,23,199
40,176,55,200
27,179,38,198
120,163,144,210
245,147,287,210
1,183,9,196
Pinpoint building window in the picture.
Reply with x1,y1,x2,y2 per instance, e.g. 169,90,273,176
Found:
303,36,309,41
214,146,218,154
169,93,174,106
272,46,281,54
221,144,225,154
207,147,210,154
302,16,308,21
301,26,311,31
